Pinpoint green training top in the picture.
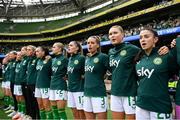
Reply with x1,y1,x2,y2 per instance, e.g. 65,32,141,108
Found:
50,54,68,90
109,43,140,96
67,54,85,92
8,59,16,83
136,48,178,113
14,60,21,85
175,37,180,105
18,56,29,83
27,56,38,85
36,58,52,88
84,52,109,97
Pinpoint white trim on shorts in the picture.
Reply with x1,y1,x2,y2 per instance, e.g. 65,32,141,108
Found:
67,91,84,110
1,81,6,88
35,88,49,99
136,106,172,120
49,89,67,101
83,96,108,113
110,95,136,114
5,81,11,89
14,85,23,96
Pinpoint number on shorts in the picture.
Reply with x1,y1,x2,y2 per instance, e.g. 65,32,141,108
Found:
59,90,63,97
78,95,84,105
78,96,81,104
128,96,136,109
43,88,48,95
157,113,170,119
101,97,105,108
18,87,21,92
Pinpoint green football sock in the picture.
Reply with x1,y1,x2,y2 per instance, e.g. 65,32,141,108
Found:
46,110,53,119
21,101,26,114
10,97,14,106
17,102,22,112
58,108,67,120
52,106,59,119
6,96,10,106
40,110,46,119
3,96,8,106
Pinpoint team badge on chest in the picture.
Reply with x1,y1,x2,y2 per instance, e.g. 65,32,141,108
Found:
93,58,99,63
23,60,26,65
32,60,36,65
153,57,162,65
57,61,61,65
74,60,79,65
43,61,47,64
120,50,127,56
32,60,36,63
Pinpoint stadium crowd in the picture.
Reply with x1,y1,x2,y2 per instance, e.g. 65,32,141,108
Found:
0,16,179,54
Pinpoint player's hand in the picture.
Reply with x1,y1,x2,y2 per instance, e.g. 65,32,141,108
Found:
171,39,176,48
158,46,169,55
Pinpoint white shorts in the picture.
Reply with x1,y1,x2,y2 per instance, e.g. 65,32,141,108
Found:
110,95,136,114
14,85,23,96
136,106,172,120
49,89,67,101
83,96,108,113
67,92,84,110
35,88,49,99
1,81,6,88
5,81,11,89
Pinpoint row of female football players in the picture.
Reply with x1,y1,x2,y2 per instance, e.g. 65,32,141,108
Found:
2,25,180,120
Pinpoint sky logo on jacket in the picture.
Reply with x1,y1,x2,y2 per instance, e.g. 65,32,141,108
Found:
36,65,43,71
85,65,94,72
109,59,120,67
52,66,58,73
68,66,74,73
136,67,154,78
23,60,27,65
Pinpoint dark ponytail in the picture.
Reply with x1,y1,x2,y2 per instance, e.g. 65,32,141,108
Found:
133,50,145,64
72,41,83,55
38,46,49,59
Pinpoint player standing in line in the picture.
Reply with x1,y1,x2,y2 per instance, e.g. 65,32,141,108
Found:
35,46,52,119
108,25,169,119
18,46,29,117
135,28,178,119
108,25,140,119
49,42,68,119
7,51,18,117
67,41,85,119
83,36,109,119
13,52,25,116
26,45,40,119
171,36,180,119
1,55,10,110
